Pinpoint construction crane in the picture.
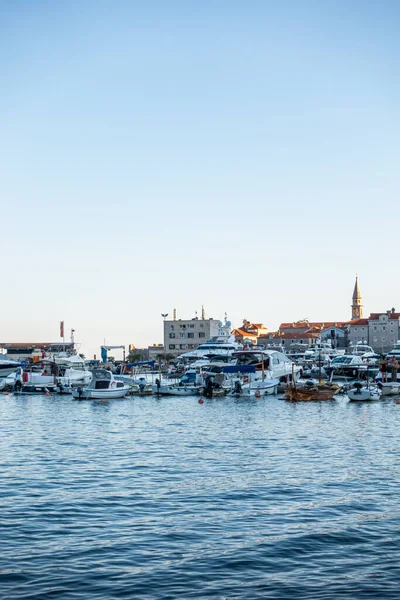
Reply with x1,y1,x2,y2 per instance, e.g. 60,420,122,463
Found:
101,345,125,363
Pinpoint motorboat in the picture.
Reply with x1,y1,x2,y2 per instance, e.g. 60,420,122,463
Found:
0,355,21,378
240,372,280,397
387,341,400,361
347,382,381,401
72,369,130,400
232,350,301,382
51,352,92,387
115,373,153,393
376,382,400,396
326,355,378,381
350,343,375,357
152,370,203,396
14,364,59,394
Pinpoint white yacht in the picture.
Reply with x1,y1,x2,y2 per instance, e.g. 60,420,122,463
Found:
178,318,242,363
232,349,301,382
49,352,92,387
386,341,400,360
350,343,376,357
0,355,20,378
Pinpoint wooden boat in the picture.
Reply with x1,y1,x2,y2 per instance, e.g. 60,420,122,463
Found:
285,380,340,401
285,362,339,401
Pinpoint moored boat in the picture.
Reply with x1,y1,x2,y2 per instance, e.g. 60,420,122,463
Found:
72,369,130,400
377,382,400,396
285,380,340,401
347,382,381,401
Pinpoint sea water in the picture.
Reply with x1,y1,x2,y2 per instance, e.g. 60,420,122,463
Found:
1,393,400,599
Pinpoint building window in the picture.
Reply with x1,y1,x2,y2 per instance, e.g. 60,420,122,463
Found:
189,324,194,328
383,326,386,331
169,344,175,349
374,326,377,331
180,344,186,349
169,333,175,338
180,324,186,329
200,324,204,328
171,325,174,330
180,333,185,338
199,332,206,338
188,333,194,338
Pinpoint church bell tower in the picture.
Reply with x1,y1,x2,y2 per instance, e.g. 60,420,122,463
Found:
351,276,363,320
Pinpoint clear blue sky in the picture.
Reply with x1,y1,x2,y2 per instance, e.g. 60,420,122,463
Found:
1,1,399,358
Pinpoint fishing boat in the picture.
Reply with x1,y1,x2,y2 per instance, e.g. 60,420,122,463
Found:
14,363,59,394
347,381,381,401
285,360,339,401
285,380,340,401
71,369,130,400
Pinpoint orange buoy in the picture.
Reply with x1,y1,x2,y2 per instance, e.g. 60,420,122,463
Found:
4,391,9,396
45,392,50,397
255,391,261,398
396,400,400,405
198,398,204,404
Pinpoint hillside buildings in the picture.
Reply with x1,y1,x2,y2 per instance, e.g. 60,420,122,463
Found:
257,277,399,354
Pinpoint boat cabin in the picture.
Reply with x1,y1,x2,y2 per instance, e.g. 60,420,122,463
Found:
89,369,125,390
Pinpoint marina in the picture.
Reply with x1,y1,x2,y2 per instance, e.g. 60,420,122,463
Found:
2,1,399,597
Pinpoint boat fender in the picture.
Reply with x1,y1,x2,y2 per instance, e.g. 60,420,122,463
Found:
255,391,261,398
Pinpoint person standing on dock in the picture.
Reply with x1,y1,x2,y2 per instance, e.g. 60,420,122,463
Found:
380,356,388,383
390,356,399,382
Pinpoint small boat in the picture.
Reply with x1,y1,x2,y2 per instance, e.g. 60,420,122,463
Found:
72,369,130,400
377,382,400,396
152,369,203,396
241,375,280,396
347,382,381,401
285,380,340,401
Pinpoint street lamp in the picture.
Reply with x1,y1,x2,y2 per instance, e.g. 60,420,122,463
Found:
161,313,168,360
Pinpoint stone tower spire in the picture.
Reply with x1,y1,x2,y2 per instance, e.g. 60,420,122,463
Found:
351,276,363,320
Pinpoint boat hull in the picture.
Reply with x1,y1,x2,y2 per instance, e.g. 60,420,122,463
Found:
378,383,400,396
72,387,130,400
14,385,57,395
0,366,20,378
241,378,280,396
285,383,339,401
152,384,201,396
348,388,381,401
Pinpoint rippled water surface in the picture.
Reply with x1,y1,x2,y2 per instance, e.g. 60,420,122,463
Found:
1,393,400,599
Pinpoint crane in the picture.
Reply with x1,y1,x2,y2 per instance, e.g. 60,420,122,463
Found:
101,345,125,363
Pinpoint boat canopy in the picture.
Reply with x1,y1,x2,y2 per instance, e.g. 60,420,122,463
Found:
126,360,156,368
222,365,256,374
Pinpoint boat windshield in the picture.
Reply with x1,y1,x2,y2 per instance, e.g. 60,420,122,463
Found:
236,353,270,367
332,356,355,365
